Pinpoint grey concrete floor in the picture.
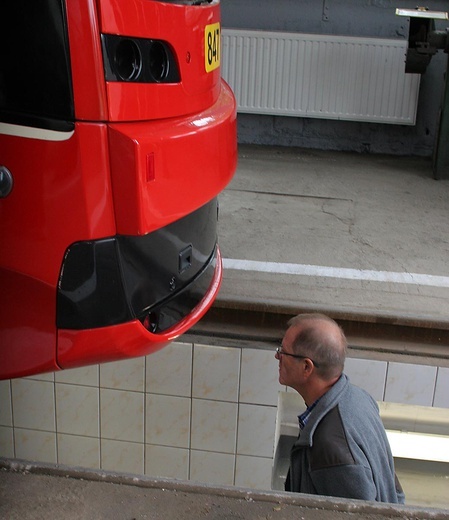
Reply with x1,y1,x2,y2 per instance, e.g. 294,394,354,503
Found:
217,145,449,326
1,461,447,520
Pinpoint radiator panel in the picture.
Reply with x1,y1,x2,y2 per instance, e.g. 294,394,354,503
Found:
221,29,420,125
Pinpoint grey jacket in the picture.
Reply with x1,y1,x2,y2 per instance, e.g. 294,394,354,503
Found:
286,374,405,504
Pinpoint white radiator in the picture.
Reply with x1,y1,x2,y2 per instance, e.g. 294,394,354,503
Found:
221,29,421,125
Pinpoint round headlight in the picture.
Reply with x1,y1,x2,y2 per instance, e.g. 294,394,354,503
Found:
148,41,170,82
114,39,142,81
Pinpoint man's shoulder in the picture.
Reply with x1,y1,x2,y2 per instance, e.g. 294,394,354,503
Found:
330,375,378,411
309,406,356,469
340,380,380,417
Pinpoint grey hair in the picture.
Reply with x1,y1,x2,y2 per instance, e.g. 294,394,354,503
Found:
287,313,347,379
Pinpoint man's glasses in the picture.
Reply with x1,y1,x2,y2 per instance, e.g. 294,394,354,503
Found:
275,347,320,368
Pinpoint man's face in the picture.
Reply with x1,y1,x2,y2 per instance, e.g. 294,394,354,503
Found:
276,325,301,388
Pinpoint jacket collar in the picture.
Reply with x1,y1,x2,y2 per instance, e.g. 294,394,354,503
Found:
294,374,348,447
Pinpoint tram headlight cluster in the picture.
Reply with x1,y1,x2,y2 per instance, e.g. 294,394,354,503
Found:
102,34,180,83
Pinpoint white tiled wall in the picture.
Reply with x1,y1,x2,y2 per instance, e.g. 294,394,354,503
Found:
0,341,448,491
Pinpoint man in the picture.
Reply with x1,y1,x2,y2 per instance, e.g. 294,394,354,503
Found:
275,313,404,503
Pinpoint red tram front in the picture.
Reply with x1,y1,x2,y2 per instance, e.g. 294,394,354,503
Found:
0,0,237,379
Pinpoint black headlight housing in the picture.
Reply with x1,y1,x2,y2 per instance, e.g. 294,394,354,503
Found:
101,34,180,83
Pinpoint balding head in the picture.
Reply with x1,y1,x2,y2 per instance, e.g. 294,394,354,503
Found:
287,313,347,380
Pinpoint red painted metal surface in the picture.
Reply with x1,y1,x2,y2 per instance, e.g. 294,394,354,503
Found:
98,0,222,121
0,0,236,380
109,82,236,235
0,124,115,286
0,271,58,379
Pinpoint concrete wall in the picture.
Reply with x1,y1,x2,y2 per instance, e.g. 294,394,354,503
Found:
1,340,448,491
221,0,449,156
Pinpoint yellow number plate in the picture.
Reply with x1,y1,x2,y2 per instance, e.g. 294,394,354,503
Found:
204,22,220,73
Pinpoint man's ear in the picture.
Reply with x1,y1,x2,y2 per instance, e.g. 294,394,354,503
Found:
302,358,315,377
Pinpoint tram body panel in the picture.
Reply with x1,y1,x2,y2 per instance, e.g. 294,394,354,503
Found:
0,0,236,380
65,0,109,120
0,271,58,379
108,82,236,236
57,248,222,370
89,0,222,122
0,124,115,285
